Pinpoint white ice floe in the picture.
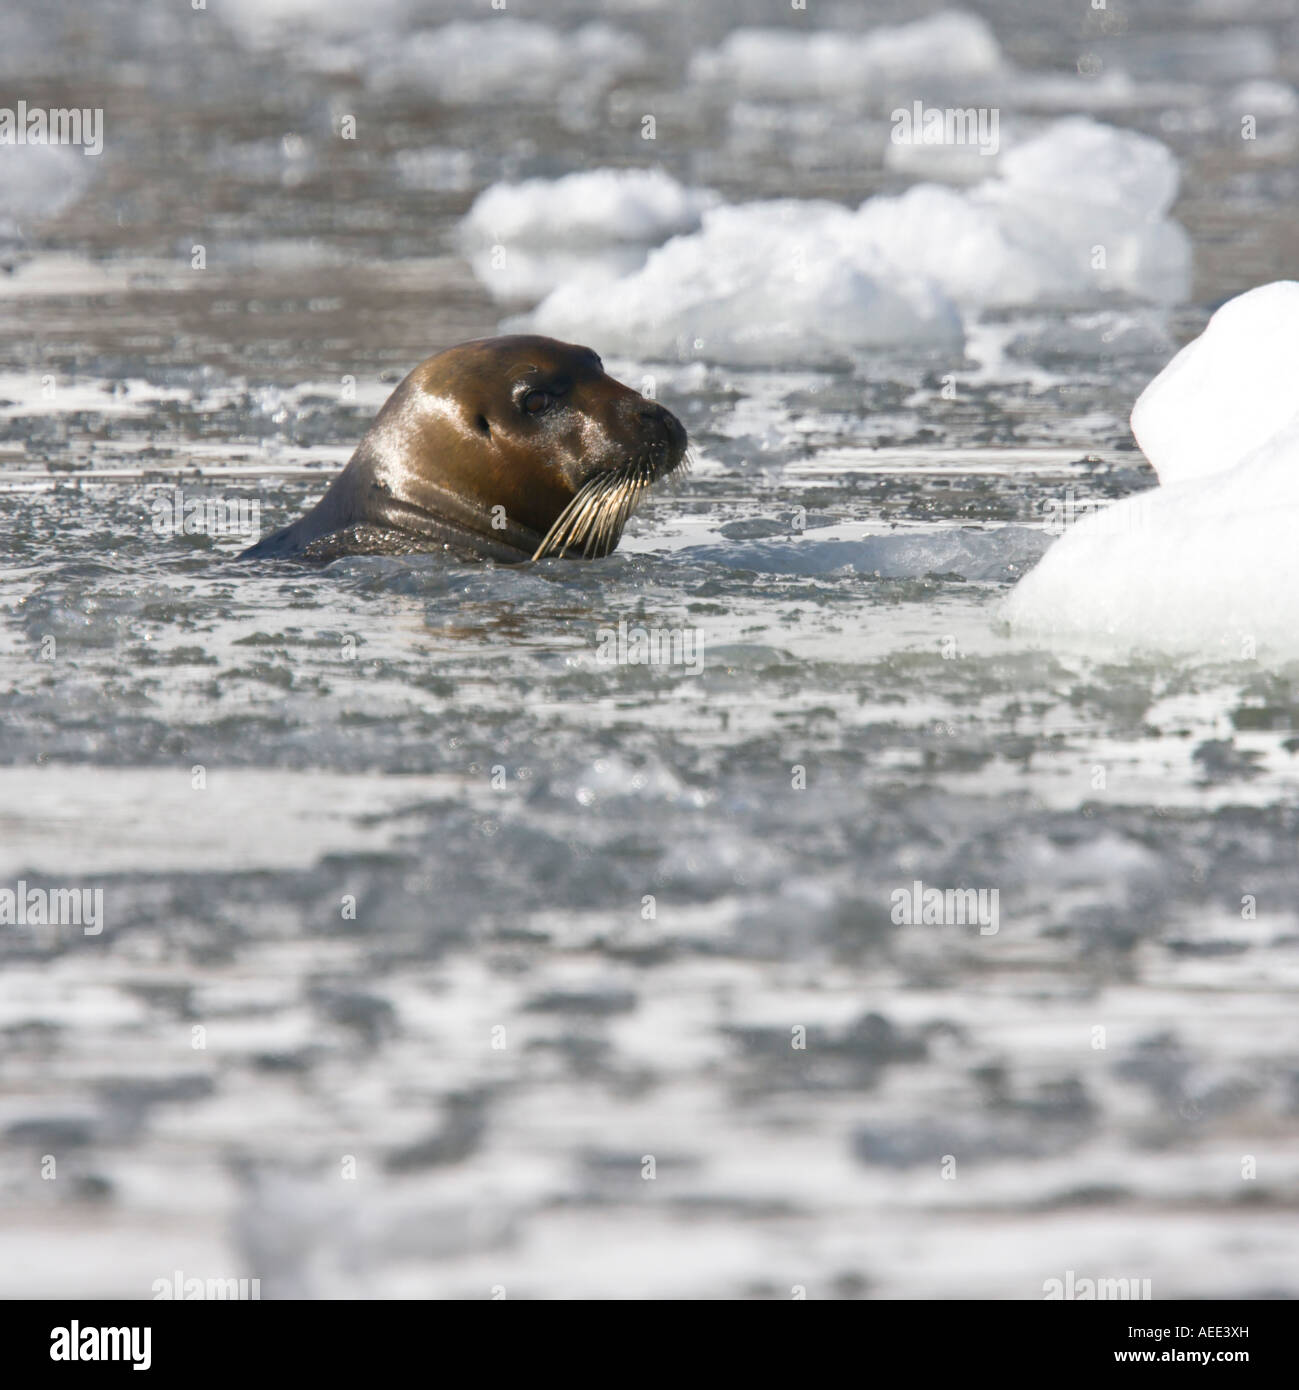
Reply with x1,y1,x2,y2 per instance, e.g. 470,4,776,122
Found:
0,143,99,235
1004,282,1299,656
505,119,1187,364
460,169,715,304
1228,79,1299,119
690,10,1267,117
516,198,964,365
1131,281,1299,486
215,0,415,48
855,117,1188,308
368,19,645,102
689,11,1004,99
462,169,719,248
219,8,647,90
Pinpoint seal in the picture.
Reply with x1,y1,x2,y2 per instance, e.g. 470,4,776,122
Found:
239,335,688,563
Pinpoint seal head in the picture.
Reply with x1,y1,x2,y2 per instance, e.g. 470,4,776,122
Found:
240,335,688,563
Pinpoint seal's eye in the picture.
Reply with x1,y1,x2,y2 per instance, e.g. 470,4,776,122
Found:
523,389,549,415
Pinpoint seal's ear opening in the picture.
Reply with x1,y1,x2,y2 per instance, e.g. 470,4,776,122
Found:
476,414,491,437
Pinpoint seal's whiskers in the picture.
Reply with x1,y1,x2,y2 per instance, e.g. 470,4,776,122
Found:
530,473,608,560
531,458,655,561
590,460,644,557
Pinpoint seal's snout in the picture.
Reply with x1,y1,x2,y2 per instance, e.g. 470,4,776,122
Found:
629,397,688,474
659,404,688,456
531,385,687,561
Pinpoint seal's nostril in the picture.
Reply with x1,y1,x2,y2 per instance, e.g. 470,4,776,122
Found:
631,400,687,455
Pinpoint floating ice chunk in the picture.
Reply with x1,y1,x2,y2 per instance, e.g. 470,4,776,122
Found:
468,246,652,306
883,125,1010,182
1005,282,1299,655
689,11,1004,99
369,20,645,102
853,185,1025,306
462,169,719,247
999,69,1142,114
1131,281,1299,484
518,199,963,366
216,0,413,47
857,119,1189,306
515,119,1185,360
0,143,98,231
0,255,132,299
1228,79,1299,119
999,116,1178,221
1004,443,1299,655
460,168,721,302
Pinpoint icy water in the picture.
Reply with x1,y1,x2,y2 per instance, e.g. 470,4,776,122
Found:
2,0,1298,1299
